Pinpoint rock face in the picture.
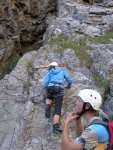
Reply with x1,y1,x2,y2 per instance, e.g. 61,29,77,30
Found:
44,0,113,42
0,47,102,150
0,0,56,71
89,44,113,79
0,0,113,149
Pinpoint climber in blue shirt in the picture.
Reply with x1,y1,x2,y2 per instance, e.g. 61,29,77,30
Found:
44,62,72,134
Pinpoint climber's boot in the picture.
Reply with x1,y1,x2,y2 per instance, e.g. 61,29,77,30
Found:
53,123,63,134
45,104,51,118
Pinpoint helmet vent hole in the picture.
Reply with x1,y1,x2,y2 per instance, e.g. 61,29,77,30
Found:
95,97,96,99
90,95,92,97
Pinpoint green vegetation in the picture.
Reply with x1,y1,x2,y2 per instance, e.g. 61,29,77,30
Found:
23,80,31,94
26,61,34,78
91,73,112,118
28,71,34,78
1,32,113,81
0,57,20,80
49,32,113,49
89,0,93,5
48,33,113,90
48,34,93,68
109,115,113,121
93,73,111,88
89,32,113,44
26,61,33,69
48,32,113,69
93,73,107,88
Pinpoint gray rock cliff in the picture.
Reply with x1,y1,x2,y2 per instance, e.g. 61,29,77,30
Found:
0,0,56,72
0,0,113,149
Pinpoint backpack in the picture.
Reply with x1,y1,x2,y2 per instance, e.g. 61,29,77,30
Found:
86,119,113,150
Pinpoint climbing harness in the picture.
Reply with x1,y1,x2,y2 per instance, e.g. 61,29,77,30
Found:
49,81,64,86
46,81,65,98
31,61,71,103
30,86,67,104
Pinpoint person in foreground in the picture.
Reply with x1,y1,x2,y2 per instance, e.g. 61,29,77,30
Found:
62,89,109,150
44,62,72,134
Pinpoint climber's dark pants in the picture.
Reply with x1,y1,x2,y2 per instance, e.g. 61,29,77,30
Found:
46,86,64,116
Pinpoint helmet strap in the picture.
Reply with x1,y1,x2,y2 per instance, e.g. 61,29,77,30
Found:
78,103,92,118
48,66,55,71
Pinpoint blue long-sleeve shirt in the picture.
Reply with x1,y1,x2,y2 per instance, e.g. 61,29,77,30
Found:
44,68,72,89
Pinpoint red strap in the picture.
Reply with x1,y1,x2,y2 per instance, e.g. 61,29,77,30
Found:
108,122,113,150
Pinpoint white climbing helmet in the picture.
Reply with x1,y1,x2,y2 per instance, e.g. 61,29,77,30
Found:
49,62,58,67
78,89,102,110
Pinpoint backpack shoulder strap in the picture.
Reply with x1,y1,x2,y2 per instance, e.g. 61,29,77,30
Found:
93,142,109,150
86,119,108,128
86,119,110,150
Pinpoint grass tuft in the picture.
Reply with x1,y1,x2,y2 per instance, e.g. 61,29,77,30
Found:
0,57,20,80
48,34,92,68
90,32,113,44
